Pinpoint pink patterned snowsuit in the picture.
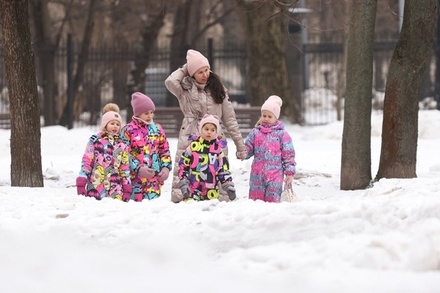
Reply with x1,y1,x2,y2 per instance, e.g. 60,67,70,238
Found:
244,120,296,202
79,132,131,200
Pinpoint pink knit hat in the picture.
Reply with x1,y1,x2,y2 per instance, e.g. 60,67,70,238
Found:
100,103,122,130
199,114,220,138
261,95,283,119
186,49,210,77
131,92,155,116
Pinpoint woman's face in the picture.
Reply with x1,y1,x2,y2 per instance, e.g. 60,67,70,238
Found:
193,66,210,84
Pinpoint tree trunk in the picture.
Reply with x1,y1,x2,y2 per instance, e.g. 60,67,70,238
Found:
0,0,44,187
30,0,58,126
340,0,377,190
233,0,302,124
376,0,438,179
59,0,98,127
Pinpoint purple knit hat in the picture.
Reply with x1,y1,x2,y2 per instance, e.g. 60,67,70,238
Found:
261,95,283,119
131,92,155,116
186,49,210,77
199,114,220,138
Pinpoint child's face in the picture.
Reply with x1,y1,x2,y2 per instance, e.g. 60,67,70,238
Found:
193,66,210,84
106,120,121,134
138,110,154,122
261,110,277,125
200,123,217,141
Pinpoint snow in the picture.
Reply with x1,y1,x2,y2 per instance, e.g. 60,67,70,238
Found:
1,110,440,293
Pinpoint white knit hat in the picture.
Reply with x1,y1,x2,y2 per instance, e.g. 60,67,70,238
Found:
186,49,210,77
261,95,283,119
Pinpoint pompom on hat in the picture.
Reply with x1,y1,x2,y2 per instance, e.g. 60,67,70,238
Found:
100,103,122,130
261,95,283,119
199,114,220,138
186,49,210,77
131,92,155,117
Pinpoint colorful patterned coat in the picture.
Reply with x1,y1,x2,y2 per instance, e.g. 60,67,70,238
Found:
244,120,296,202
79,132,130,200
178,135,232,201
121,118,172,201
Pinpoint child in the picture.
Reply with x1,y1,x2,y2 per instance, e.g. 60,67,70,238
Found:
243,95,296,203
76,103,132,200
121,92,172,201
178,114,236,201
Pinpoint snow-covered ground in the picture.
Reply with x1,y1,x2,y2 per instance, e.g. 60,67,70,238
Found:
1,110,440,293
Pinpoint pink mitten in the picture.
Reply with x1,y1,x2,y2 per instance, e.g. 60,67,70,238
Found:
76,177,87,195
138,166,155,179
122,184,132,201
157,168,170,181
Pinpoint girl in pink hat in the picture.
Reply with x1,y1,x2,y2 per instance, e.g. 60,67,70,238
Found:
120,92,172,201
165,49,246,203
243,95,296,203
76,103,132,200
178,114,236,201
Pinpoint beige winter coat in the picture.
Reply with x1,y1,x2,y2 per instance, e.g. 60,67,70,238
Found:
164,64,246,202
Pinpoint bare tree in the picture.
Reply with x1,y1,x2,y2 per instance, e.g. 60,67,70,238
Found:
340,0,377,190
30,0,70,126
376,0,438,180
0,0,43,187
230,0,302,123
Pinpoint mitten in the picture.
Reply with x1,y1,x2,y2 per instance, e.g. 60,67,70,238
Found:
76,176,87,195
179,178,190,199
222,181,236,201
157,168,170,181
138,166,155,179
122,183,132,201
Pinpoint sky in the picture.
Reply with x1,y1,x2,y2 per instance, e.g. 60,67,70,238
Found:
1,109,440,293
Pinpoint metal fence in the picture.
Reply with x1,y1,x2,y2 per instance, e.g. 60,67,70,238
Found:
0,39,405,128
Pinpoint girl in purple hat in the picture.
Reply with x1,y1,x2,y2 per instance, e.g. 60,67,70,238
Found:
120,92,172,201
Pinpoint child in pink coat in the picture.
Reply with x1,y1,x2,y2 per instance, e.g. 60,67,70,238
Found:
243,95,296,202
76,103,131,200
121,92,172,201
178,114,236,201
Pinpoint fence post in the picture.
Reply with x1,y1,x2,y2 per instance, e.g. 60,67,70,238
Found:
66,33,74,129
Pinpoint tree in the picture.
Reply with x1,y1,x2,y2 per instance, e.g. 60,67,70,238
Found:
0,0,44,187
376,0,438,179
340,0,377,190
231,0,302,124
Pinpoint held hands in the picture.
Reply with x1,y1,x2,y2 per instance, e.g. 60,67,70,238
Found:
179,178,190,199
138,166,155,179
157,168,170,181
76,176,87,195
222,181,236,201
236,150,247,160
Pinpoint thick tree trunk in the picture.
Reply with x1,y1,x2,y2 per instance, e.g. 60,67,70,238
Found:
340,0,377,190
233,0,302,123
376,0,437,179
0,0,44,187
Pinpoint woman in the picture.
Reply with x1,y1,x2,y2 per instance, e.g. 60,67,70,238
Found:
164,49,246,203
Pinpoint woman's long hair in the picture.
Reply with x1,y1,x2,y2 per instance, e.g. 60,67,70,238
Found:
205,71,225,104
